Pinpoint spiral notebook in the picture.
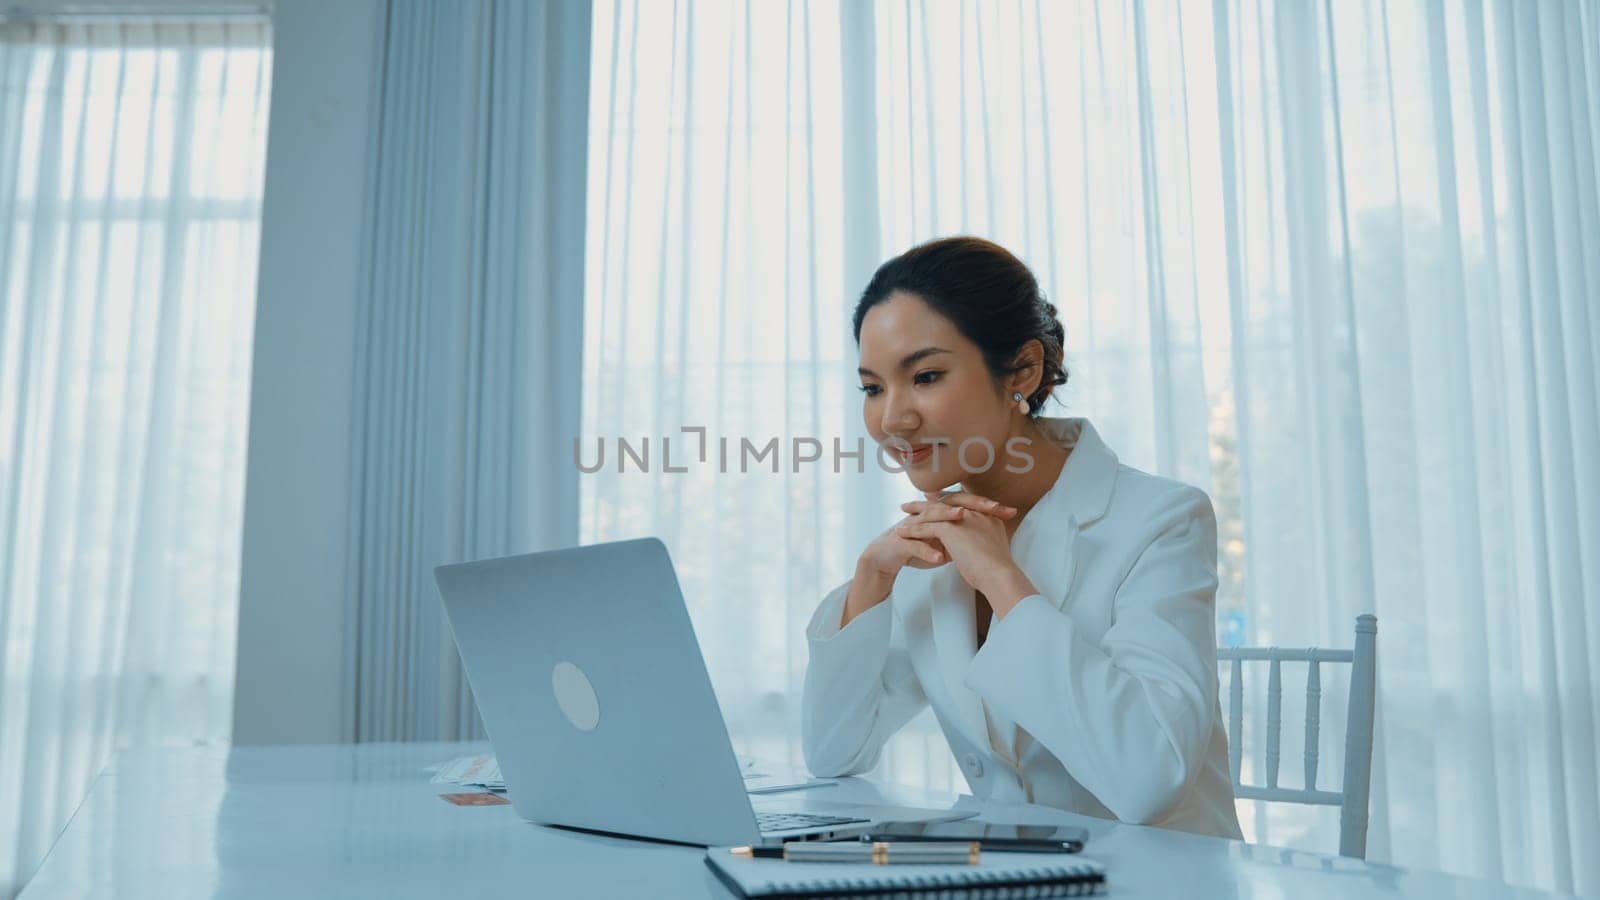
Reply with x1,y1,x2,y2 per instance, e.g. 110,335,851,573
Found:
704,847,1106,898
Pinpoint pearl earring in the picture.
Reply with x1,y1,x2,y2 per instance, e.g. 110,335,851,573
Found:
1012,391,1028,414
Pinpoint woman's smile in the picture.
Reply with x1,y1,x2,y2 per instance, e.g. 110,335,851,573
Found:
894,442,936,466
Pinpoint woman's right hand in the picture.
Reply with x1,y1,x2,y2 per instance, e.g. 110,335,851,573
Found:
842,498,1008,626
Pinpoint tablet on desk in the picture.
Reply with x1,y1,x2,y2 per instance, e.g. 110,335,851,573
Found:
860,820,1088,853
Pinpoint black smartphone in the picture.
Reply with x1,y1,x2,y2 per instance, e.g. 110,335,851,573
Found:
860,820,1089,853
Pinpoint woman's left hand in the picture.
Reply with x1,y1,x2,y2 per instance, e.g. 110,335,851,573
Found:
895,492,1040,617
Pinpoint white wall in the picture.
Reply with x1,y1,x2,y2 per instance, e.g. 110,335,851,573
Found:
232,0,384,744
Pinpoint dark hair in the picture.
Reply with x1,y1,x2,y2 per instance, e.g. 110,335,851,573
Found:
851,236,1068,416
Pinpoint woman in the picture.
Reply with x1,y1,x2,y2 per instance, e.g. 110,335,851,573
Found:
802,236,1242,839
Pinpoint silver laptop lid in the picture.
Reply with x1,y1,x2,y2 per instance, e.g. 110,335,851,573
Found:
435,537,762,846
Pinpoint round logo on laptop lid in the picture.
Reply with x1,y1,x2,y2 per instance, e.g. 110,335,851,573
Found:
551,661,600,731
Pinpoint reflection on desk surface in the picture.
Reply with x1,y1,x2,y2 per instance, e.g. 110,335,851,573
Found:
16,742,1579,900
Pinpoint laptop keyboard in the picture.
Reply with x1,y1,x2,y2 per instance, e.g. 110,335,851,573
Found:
757,811,870,834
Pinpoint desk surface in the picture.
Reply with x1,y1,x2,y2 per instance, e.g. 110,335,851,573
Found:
20,741,1568,899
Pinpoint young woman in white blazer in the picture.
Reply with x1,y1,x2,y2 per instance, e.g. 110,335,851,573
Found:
802,236,1243,839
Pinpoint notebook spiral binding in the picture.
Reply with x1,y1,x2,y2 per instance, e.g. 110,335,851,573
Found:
778,862,1105,898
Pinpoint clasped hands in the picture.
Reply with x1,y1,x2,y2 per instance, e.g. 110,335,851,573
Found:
887,490,1040,619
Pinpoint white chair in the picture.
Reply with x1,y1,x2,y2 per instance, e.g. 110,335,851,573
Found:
1218,614,1378,858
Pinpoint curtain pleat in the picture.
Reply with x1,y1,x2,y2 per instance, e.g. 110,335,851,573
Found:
343,0,590,743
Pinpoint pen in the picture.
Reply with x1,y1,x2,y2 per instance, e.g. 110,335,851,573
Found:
729,841,981,865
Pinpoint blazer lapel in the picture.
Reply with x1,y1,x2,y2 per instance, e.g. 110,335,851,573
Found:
1013,514,1080,613
911,418,1123,760
928,563,990,754
981,418,1121,761
1011,418,1119,612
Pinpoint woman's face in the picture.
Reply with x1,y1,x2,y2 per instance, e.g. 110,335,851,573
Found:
857,291,1018,493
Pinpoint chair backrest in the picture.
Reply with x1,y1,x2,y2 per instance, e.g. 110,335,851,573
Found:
1217,614,1377,858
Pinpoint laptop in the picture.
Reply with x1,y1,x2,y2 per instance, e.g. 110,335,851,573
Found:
434,537,971,847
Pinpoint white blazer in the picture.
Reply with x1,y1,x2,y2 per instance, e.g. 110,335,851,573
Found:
802,417,1243,839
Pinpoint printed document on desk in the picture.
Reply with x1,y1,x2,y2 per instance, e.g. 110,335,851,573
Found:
428,753,504,790
740,757,838,795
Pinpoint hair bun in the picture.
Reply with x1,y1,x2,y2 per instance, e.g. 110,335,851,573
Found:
1029,294,1068,415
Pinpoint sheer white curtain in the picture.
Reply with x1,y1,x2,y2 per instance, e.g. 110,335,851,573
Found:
581,0,1598,893
581,0,877,773
341,0,590,741
1207,2,1598,893
0,18,270,898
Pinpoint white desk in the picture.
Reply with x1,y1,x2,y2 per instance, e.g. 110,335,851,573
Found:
21,741,1569,899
